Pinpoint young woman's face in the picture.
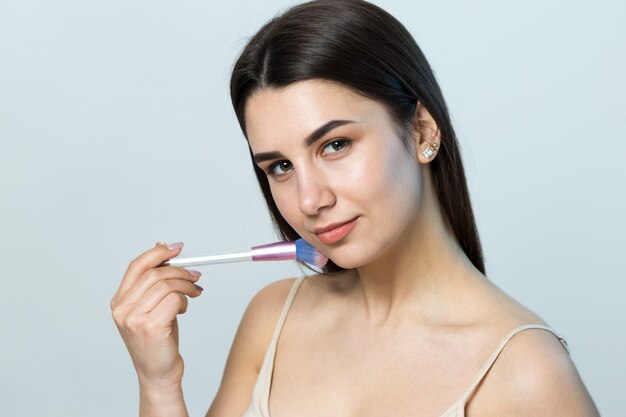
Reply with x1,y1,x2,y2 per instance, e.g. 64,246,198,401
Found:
245,79,424,269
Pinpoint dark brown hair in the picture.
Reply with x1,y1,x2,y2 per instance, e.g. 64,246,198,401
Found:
230,0,485,274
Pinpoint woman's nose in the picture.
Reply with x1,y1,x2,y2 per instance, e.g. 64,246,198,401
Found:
297,169,336,216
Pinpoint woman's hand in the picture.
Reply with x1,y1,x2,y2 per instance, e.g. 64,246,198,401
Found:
110,242,204,388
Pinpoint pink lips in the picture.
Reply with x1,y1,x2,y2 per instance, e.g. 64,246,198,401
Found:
314,217,358,245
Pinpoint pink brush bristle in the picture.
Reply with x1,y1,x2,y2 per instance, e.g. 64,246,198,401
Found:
295,238,329,267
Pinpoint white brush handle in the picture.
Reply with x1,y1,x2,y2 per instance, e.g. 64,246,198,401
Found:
164,251,252,267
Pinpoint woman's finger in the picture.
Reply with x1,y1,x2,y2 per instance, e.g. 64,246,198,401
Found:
147,293,190,327
130,278,203,316
116,242,184,298
120,266,201,306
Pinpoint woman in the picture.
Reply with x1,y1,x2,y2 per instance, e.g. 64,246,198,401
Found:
111,1,600,416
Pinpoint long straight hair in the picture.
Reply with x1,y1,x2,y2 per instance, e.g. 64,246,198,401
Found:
230,0,485,274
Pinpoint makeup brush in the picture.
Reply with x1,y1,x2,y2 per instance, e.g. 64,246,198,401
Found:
162,238,328,268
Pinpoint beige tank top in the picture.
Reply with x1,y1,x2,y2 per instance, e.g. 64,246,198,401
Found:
243,277,570,417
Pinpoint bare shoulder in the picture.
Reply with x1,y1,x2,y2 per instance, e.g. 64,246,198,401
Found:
206,277,299,417
244,277,301,333
232,277,301,369
466,280,601,416
471,325,600,416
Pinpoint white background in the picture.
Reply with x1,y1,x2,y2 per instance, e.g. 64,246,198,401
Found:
1,0,624,415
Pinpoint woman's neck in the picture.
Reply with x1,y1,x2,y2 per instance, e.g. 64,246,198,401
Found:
347,172,485,326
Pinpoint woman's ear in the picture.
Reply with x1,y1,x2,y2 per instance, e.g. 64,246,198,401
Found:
412,102,441,164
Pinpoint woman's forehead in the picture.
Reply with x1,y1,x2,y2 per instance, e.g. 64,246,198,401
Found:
244,79,388,148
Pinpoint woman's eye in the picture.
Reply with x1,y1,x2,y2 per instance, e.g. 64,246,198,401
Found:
268,160,293,176
322,139,350,155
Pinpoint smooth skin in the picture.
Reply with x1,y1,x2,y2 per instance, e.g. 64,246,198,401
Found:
112,80,600,417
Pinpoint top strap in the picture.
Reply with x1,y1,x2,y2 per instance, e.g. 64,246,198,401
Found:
258,277,306,414
268,276,307,350
459,324,569,403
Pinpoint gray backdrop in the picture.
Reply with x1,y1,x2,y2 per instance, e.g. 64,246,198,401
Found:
1,0,624,415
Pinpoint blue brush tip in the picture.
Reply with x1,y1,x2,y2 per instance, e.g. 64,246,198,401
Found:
295,238,329,267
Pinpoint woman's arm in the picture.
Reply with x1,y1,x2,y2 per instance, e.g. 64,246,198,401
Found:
206,278,297,417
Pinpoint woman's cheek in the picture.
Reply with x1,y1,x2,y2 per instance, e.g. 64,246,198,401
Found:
344,149,389,195
271,183,301,230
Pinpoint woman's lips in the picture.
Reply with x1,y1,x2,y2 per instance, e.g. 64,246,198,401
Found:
314,218,358,245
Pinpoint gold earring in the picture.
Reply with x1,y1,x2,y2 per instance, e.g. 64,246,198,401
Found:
422,142,438,159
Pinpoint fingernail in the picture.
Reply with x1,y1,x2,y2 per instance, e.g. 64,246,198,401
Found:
167,241,184,250
194,284,204,292
189,270,201,277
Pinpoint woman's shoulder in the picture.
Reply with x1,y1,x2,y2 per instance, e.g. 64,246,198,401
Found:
237,277,302,350
468,287,599,415
222,277,302,371
246,277,301,320
207,276,305,416
241,272,353,342
244,271,352,319
470,320,599,416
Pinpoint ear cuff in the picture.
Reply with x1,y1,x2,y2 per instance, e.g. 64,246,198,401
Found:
422,142,438,159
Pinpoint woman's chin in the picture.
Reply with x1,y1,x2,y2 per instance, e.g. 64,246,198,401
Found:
325,249,374,270
324,239,397,271
328,259,361,270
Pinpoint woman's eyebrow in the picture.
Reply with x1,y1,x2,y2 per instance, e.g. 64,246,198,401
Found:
304,119,354,147
253,119,355,164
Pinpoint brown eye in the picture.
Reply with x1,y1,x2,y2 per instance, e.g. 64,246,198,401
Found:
269,160,293,176
323,139,350,154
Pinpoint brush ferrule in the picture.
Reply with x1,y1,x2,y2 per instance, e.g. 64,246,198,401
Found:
251,241,297,262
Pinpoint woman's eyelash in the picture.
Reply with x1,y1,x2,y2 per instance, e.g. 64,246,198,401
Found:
266,160,293,176
265,138,352,177
321,138,351,154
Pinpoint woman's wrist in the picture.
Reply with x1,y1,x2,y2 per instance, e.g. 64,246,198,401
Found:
139,378,188,417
